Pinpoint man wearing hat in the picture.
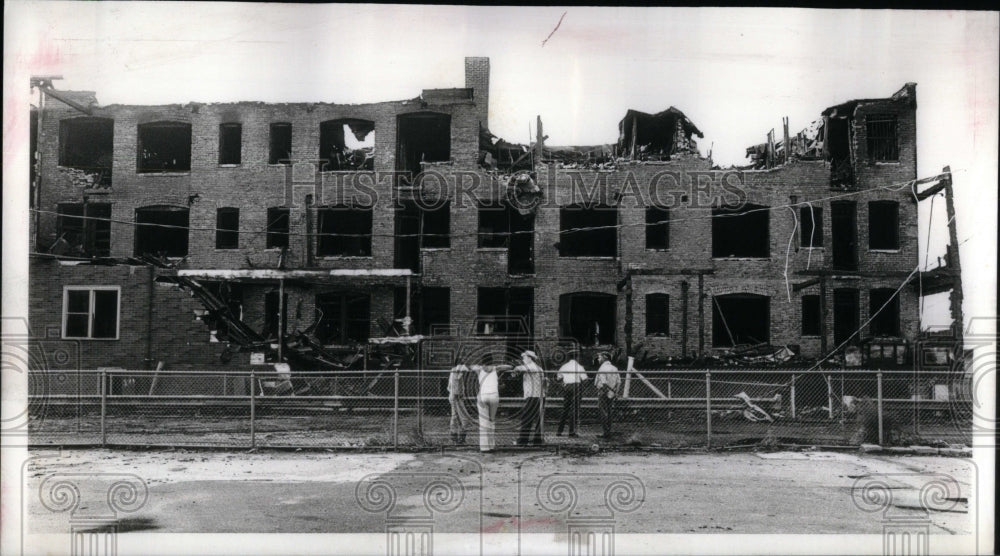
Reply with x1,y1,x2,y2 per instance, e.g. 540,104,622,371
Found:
593,352,621,438
513,350,545,445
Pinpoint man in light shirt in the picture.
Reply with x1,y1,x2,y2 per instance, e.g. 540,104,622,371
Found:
556,356,588,437
593,352,621,438
472,363,501,453
513,350,545,446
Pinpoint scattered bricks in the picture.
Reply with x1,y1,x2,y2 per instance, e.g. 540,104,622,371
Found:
859,443,882,453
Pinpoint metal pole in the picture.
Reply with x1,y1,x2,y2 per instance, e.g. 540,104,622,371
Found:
250,371,256,449
705,372,712,449
790,374,797,420
393,371,400,450
100,370,107,447
877,372,884,446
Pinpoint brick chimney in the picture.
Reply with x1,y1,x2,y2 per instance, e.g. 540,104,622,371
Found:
465,57,490,132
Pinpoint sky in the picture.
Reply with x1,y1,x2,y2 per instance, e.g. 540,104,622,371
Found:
3,3,998,332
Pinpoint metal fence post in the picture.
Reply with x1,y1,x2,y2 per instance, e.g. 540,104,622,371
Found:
705,372,712,449
913,372,920,437
790,374,797,420
100,370,107,447
250,371,256,449
876,372,884,446
393,371,400,450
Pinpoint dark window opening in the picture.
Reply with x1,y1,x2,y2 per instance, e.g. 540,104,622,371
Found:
203,282,244,343
320,119,374,171
394,286,450,336
396,113,451,181
559,204,617,257
266,207,290,249
135,206,189,257
55,203,111,257
216,208,239,250
137,122,191,173
645,293,670,336
868,201,899,250
712,294,769,347
800,206,823,247
477,287,534,338
869,288,900,337
218,123,242,165
315,292,370,345
827,116,854,187
477,203,533,273
866,115,898,162
263,291,288,341
559,292,615,346
59,117,113,186
316,205,373,257
833,288,860,347
801,295,821,336
64,288,119,339
712,204,769,258
645,206,670,249
478,206,510,248
831,201,858,270
394,201,451,272
268,123,292,165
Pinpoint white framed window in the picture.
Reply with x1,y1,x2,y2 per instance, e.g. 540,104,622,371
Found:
62,286,121,340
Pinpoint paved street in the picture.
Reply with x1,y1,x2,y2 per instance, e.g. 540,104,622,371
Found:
24,448,975,537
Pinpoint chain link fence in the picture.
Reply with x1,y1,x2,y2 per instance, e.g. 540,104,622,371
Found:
27,367,973,449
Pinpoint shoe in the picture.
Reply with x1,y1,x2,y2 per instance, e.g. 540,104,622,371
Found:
568,433,579,438
532,439,544,445
556,432,564,437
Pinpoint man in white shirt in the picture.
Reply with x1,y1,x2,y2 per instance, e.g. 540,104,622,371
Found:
472,364,501,453
513,350,545,445
556,357,588,437
593,352,621,438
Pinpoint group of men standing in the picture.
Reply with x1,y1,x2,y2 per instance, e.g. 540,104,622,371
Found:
447,351,622,453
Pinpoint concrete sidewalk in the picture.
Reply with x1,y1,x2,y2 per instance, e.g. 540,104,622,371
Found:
22,447,976,538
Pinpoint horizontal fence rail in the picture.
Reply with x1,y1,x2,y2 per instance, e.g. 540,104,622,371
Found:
26,369,973,450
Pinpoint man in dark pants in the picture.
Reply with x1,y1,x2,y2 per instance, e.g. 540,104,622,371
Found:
555,357,588,437
593,352,621,438
514,350,545,445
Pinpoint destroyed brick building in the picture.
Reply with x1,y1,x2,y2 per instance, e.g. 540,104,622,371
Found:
28,58,960,377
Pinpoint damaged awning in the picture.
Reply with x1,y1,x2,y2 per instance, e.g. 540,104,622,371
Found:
176,268,415,285
617,107,703,160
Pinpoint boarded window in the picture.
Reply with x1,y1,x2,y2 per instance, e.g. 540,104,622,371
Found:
559,292,615,346
801,295,821,336
316,205,372,256
137,122,191,172
712,204,769,258
319,119,374,171
266,207,290,249
712,294,769,347
63,287,119,339
868,201,899,250
559,204,617,257
216,208,239,249
59,117,113,186
55,203,111,257
869,288,900,337
218,123,242,165
800,206,823,247
645,206,670,249
135,206,189,257
645,293,670,335
866,115,898,162
269,123,292,165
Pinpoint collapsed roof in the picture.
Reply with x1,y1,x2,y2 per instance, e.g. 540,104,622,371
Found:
616,107,703,160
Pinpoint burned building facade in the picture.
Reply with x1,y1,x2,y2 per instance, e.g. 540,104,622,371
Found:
29,58,927,372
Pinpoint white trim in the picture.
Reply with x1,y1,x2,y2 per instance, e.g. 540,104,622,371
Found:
62,285,121,340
